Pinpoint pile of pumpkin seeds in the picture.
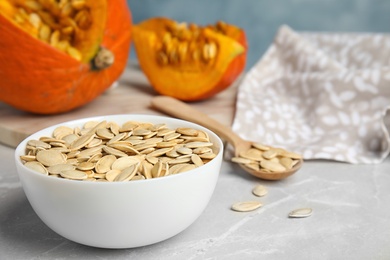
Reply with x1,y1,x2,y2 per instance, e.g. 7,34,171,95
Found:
20,120,218,182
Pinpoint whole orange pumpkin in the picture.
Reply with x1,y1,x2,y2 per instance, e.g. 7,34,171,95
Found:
0,0,132,114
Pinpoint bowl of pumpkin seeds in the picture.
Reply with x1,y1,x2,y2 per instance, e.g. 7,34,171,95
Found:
15,114,223,248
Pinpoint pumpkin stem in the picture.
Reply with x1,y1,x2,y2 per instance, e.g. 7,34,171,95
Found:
92,47,115,70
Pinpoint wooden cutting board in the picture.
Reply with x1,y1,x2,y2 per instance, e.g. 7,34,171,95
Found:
0,65,238,148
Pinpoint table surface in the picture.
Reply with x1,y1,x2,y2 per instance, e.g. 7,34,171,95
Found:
1,66,390,260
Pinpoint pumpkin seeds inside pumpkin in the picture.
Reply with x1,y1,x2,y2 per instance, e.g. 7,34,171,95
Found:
155,22,223,67
5,0,101,61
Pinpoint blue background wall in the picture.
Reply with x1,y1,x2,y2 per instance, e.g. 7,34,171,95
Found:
126,0,390,70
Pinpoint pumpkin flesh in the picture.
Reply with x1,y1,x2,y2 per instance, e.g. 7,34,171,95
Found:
0,0,107,62
0,0,132,114
132,18,247,101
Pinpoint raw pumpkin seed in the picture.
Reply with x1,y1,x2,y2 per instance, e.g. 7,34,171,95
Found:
36,149,66,166
252,185,268,197
260,160,286,172
288,208,313,218
60,169,88,180
25,161,48,175
231,201,262,212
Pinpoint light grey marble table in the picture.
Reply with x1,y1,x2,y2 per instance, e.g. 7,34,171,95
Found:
1,141,390,259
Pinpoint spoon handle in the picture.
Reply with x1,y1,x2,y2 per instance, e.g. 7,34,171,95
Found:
151,96,244,148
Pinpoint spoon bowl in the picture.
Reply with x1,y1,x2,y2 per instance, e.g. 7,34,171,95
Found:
151,96,303,180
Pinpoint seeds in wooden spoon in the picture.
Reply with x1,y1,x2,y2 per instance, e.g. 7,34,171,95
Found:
231,143,302,173
239,148,263,161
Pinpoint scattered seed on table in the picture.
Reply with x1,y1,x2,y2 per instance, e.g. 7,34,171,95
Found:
288,208,313,218
252,184,268,197
231,201,262,212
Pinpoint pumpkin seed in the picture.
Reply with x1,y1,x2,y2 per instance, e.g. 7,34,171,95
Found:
111,156,140,171
176,127,198,136
260,160,286,172
252,185,268,197
244,163,260,171
176,146,192,155
252,143,270,151
25,161,48,175
108,142,139,154
60,169,88,180
239,148,263,161
131,174,146,181
288,208,313,218
193,147,212,154
191,154,204,167
151,160,163,178
198,152,217,160
102,146,128,157
76,161,95,171
280,157,293,170
164,132,181,141
47,163,75,174
185,141,213,148
36,149,66,166
168,157,191,165
140,160,153,179
262,149,279,159
147,147,173,157
20,155,36,162
69,133,95,150
114,163,139,182
231,157,254,164
95,155,116,173
231,201,262,212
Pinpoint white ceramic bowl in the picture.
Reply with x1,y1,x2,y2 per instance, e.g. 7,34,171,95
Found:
14,114,223,249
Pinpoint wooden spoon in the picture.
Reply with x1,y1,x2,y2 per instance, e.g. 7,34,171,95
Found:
151,96,303,180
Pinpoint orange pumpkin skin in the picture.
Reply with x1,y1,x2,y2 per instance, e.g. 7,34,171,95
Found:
132,18,248,101
0,0,132,114
200,26,247,100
